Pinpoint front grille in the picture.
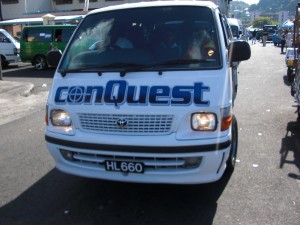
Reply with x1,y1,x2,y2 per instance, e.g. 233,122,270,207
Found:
60,149,202,172
78,113,174,135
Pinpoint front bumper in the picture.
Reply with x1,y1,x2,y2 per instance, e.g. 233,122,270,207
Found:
45,135,231,184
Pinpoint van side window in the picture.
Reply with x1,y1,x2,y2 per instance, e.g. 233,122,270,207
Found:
219,15,232,47
0,32,10,43
24,29,52,42
55,29,74,42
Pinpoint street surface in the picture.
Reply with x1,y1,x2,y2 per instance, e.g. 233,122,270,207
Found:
0,63,52,125
0,43,299,225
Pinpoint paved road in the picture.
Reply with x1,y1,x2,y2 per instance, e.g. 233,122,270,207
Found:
0,43,299,225
0,63,52,126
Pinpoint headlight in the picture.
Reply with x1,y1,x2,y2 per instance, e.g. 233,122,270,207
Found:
191,112,217,131
50,109,72,127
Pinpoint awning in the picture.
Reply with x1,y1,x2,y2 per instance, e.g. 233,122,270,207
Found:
281,20,293,28
0,15,84,25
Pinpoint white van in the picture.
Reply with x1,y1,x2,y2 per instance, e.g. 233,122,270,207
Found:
227,18,242,40
0,29,20,67
45,1,251,184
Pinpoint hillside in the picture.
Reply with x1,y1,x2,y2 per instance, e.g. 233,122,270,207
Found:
247,0,298,14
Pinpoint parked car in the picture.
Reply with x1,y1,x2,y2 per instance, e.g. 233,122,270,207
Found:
272,32,281,46
0,29,20,68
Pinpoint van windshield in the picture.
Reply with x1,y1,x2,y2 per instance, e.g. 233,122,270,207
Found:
59,6,221,73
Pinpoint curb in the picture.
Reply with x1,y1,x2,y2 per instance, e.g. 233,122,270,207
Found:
0,81,34,97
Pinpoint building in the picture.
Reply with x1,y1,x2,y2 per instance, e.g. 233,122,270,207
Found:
250,10,290,24
0,0,232,37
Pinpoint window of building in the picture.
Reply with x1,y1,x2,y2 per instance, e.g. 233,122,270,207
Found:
54,0,73,5
79,0,97,2
2,0,19,4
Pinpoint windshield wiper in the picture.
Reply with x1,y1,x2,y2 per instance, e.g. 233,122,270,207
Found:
154,59,214,66
59,59,214,77
117,59,215,77
59,63,144,77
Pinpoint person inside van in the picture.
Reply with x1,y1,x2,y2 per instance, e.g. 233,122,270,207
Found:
183,29,216,60
153,27,181,61
87,19,134,51
108,22,134,49
159,29,178,49
55,34,62,42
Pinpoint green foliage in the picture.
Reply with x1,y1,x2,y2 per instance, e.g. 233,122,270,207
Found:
248,0,299,14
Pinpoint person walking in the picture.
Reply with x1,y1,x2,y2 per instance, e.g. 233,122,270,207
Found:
252,29,257,44
286,29,292,48
262,28,268,47
280,30,287,54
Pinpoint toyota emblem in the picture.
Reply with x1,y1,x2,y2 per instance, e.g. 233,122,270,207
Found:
116,119,128,128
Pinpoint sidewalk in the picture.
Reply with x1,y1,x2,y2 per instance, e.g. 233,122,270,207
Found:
0,80,48,126
0,80,34,97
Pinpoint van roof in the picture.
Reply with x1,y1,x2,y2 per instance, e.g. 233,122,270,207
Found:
23,25,77,29
227,18,240,26
88,0,218,15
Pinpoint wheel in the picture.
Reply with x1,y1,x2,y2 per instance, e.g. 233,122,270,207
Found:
287,68,293,82
1,55,9,68
33,55,48,70
226,115,238,174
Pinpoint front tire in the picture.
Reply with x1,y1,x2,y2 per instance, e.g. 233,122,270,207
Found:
33,55,48,70
287,68,293,82
226,115,238,174
1,55,9,68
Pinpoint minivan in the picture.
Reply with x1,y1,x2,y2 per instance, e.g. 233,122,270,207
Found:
20,25,76,70
0,29,20,68
228,18,242,40
45,1,251,184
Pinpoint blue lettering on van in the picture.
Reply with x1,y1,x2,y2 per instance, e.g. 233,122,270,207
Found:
54,80,210,106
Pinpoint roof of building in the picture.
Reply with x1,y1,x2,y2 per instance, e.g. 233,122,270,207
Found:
0,15,84,25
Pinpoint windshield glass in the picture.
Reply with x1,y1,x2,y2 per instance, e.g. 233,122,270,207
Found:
59,6,221,72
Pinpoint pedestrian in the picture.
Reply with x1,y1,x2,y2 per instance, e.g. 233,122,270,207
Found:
252,29,257,44
262,28,268,47
286,29,292,48
280,30,287,54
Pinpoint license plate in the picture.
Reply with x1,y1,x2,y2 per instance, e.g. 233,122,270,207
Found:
105,160,144,173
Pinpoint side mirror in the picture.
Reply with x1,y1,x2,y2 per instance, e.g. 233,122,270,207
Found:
47,50,62,67
229,40,251,63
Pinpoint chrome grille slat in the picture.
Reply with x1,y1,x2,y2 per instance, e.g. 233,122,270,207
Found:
73,154,105,163
60,149,202,171
78,113,174,135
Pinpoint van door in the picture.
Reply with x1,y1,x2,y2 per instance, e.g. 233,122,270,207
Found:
0,30,19,67
21,28,53,70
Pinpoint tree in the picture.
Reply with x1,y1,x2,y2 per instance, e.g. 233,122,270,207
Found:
252,17,276,28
